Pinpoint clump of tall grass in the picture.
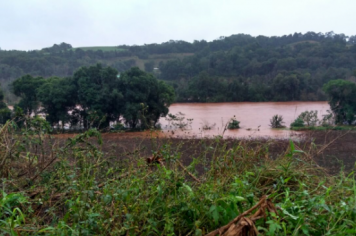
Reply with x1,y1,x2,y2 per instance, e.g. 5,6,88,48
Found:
0,116,356,235
269,114,285,128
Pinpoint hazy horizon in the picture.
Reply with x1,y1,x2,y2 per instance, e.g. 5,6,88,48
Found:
1,0,355,51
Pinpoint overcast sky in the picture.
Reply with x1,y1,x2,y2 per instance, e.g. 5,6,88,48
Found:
0,0,355,51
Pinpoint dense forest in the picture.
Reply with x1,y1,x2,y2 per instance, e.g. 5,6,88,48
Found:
1,31,356,103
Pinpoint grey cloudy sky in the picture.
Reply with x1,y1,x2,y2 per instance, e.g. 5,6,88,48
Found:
0,0,355,50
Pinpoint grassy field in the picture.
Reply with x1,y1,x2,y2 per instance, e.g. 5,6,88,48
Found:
1,117,356,235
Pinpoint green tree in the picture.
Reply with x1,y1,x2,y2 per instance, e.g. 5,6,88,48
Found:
73,64,124,129
323,79,356,124
74,65,123,128
0,85,11,124
144,61,155,72
120,67,175,129
187,72,227,102
37,77,77,129
11,75,45,116
272,74,300,101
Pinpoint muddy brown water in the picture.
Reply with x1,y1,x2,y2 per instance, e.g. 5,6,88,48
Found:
159,101,329,139
22,102,329,139
51,101,356,174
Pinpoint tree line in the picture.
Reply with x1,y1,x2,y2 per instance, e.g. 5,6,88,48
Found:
1,31,356,103
0,68,355,127
159,33,356,102
5,65,174,130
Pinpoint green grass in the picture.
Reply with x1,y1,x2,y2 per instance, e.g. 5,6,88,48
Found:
71,46,127,52
1,117,356,235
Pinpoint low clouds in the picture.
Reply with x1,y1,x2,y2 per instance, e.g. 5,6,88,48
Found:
0,0,355,50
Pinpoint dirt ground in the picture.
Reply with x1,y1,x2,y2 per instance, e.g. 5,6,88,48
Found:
55,130,356,175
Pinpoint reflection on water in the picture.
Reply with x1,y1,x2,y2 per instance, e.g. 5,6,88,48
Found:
159,102,329,139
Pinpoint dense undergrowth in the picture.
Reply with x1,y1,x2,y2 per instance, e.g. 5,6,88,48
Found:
1,117,356,235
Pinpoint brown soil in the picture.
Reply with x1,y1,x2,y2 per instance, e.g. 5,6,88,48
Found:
54,130,356,175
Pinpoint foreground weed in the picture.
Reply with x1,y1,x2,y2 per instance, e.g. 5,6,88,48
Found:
0,118,356,235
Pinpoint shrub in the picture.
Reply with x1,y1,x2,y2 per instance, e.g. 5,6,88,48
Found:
269,114,285,128
321,110,335,127
297,110,319,126
227,116,240,129
291,110,319,128
290,117,305,128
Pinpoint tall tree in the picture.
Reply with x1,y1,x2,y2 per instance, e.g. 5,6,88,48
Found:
120,67,175,129
37,77,77,128
323,79,356,124
73,64,124,129
11,75,45,116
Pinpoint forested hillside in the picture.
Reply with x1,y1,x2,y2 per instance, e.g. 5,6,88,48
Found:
1,31,356,103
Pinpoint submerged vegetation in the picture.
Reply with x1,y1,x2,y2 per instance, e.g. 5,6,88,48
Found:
269,115,285,128
1,116,356,235
227,116,240,129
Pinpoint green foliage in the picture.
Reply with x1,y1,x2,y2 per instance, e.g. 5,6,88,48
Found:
323,79,356,125
11,75,45,116
144,60,155,72
0,31,355,104
290,118,305,128
1,120,356,235
71,46,126,52
227,116,240,129
269,114,285,128
297,110,319,126
0,85,11,124
291,110,319,128
73,64,124,129
272,74,300,101
320,110,335,127
37,77,77,128
0,191,27,235
0,108,11,124
10,65,175,131
120,67,175,129
111,123,125,131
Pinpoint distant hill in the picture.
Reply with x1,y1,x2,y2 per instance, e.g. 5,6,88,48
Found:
70,46,127,52
1,31,356,103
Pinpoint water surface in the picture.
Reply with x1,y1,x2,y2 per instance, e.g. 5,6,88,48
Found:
160,102,329,138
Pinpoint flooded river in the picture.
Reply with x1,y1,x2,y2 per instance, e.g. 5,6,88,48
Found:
160,102,329,139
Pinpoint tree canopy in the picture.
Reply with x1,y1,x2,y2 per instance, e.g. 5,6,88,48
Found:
11,75,45,115
11,65,175,130
323,79,356,124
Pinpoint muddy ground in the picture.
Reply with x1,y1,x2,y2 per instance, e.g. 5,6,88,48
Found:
55,130,356,175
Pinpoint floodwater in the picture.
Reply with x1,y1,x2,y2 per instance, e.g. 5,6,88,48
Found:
10,102,330,139
159,102,329,139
